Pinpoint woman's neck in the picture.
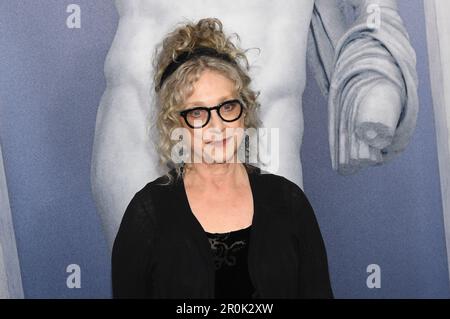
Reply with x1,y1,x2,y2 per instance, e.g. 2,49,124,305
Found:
183,162,247,189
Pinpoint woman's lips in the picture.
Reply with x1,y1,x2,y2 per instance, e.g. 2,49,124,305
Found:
206,136,233,145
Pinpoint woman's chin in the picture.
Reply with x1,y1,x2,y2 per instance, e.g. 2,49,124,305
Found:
201,150,238,164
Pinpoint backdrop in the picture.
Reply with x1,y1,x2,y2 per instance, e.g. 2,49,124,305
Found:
0,0,448,298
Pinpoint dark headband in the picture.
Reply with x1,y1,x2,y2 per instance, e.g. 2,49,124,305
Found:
156,46,236,91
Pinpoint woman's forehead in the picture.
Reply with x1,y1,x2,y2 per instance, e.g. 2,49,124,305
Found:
184,94,236,107
184,71,237,103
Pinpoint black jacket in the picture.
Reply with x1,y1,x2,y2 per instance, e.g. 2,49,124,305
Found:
112,165,333,298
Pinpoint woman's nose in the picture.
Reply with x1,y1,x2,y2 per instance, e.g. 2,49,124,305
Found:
208,109,224,129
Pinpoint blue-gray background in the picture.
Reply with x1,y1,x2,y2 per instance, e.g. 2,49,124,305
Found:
0,0,448,298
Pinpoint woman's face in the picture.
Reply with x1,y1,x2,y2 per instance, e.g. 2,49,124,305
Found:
179,69,246,165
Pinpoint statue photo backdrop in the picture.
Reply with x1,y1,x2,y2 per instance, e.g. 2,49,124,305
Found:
0,0,448,298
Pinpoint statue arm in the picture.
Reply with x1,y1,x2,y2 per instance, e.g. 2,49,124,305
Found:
308,0,418,174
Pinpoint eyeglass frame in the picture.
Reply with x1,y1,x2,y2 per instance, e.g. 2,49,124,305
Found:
179,98,245,129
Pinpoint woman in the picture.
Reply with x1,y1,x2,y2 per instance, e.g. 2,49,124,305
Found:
112,17,333,299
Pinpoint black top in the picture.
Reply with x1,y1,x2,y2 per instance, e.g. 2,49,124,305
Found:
205,225,255,299
112,164,333,298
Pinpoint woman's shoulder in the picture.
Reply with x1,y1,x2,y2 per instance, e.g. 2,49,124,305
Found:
125,171,178,214
118,172,177,239
137,169,180,197
250,165,305,195
246,165,313,215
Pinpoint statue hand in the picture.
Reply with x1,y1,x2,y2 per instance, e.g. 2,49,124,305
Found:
355,79,403,149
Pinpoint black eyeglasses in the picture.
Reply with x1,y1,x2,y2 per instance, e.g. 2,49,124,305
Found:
179,99,245,129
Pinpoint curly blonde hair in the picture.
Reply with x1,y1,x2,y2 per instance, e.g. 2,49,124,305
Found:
150,17,262,184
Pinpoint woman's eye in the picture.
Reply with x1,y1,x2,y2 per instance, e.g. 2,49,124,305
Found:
222,103,235,112
190,110,202,118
